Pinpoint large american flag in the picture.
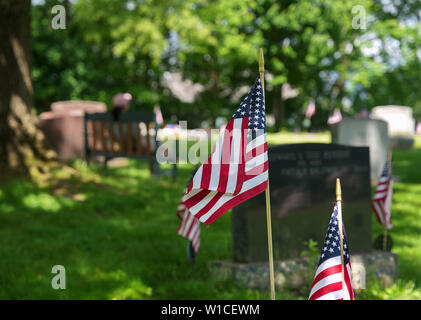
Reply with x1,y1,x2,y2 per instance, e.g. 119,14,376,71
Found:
177,170,201,254
182,77,268,225
309,204,354,300
372,154,393,229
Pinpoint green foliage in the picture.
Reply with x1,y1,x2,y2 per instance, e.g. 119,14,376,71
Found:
300,239,319,263
300,239,320,296
32,1,421,127
31,0,261,124
357,280,421,300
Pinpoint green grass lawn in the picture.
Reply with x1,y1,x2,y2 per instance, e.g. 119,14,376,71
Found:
0,133,421,299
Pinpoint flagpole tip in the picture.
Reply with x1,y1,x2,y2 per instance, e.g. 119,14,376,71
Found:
259,48,264,73
336,178,342,202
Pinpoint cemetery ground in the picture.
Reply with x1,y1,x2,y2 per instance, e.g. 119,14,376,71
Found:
0,133,421,300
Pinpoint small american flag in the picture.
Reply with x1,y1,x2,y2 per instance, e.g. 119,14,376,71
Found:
176,201,200,254
177,170,200,254
182,77,268,225
372,154,393,229
309,204,354,300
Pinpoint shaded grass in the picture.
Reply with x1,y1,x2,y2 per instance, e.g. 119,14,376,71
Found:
0,133,420,299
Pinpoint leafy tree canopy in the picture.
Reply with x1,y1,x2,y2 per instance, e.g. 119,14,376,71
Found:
32,0,421,129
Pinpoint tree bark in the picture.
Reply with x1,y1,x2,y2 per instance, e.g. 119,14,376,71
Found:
0,0,56,178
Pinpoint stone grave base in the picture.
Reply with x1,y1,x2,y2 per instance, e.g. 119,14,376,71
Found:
209,251,398,292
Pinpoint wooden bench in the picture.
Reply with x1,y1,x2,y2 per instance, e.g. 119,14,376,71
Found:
84,111,177,179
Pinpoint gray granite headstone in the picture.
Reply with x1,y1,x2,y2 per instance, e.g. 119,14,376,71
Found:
232,143,372,263
330,118,389,186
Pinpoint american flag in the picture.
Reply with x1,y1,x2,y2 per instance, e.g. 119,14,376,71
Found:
182,77,268,225
309,204,354,300
177,169,201,254
372,154,393,229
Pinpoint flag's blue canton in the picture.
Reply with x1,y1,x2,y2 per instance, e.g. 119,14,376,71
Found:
318,205,350,266
381,153,391,177
232,77,266,141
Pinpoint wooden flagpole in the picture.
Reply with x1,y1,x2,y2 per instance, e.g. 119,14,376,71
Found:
259,48,276,300
336,178,347,298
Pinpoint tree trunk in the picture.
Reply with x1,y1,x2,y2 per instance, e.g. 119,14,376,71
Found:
0,0,56,178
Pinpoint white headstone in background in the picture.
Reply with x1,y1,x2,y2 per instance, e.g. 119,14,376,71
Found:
372,105,415,149
331,118,389,186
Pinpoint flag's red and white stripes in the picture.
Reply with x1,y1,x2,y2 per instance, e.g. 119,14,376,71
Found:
309,256,354,300
176,202,200,253
182,119,268,225
182,77,268,225
187,118,248,195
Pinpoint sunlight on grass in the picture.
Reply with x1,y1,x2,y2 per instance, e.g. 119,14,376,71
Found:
22,193,64,212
